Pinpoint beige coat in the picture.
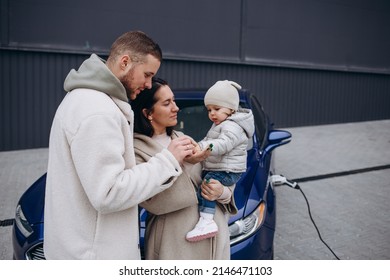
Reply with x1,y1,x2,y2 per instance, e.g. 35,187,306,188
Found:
134,131,237,260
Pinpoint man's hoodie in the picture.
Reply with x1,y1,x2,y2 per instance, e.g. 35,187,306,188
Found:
64,54,128,102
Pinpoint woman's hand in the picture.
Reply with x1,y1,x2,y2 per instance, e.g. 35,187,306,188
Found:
200,179,224,201
183,141,211,164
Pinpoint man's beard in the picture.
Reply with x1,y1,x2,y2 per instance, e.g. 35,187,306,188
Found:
124,87,133,100
119,67,135,100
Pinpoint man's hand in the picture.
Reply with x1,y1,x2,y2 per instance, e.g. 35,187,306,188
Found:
167,136,194,164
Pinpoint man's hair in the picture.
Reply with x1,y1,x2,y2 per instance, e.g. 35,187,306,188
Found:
108,31,162,64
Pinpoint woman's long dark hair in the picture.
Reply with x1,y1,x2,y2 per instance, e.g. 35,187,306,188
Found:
132,77,174,137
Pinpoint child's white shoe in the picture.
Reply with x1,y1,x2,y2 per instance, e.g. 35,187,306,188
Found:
186,216,218,242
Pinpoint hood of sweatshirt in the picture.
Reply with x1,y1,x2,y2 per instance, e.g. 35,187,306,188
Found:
228,108,255,138
63,54,128,102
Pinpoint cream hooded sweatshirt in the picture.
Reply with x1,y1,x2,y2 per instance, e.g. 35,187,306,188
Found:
44,54,182,259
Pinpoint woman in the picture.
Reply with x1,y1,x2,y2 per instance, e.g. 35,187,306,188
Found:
132,78,237,260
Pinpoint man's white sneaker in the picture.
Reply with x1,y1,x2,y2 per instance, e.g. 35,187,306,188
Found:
186,216,218,242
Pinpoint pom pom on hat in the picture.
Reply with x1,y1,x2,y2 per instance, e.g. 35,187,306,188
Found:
204,80,241,111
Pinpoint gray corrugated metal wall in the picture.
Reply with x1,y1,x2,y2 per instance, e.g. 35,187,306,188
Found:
0,51,85,150
159,59,390,127
1,50,390,151
2,0,390,151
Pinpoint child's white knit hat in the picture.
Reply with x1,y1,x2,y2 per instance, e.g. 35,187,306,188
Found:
204,80,241,111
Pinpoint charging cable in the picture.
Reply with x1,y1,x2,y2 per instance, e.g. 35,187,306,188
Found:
0,219,14,227
271,174,340,260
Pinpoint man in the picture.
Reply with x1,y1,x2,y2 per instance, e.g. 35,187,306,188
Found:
44,31,194,259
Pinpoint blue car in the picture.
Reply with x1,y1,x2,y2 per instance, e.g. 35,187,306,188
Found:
12,89,291,260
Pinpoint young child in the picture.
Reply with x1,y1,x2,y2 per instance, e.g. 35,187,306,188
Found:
186,80,255,242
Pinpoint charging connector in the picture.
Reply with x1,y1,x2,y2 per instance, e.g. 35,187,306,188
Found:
270,174,299,189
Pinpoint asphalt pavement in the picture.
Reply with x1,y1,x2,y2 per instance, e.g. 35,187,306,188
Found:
273,119,390,260
1,119,390,260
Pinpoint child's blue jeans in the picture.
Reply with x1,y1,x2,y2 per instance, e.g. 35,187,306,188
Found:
198,171,242,214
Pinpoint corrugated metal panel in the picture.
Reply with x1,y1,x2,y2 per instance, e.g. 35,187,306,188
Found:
1,50,390,151
0,51,88,150
3,0,390,74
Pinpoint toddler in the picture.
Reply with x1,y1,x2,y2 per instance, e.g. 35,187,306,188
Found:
186,80,255,242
